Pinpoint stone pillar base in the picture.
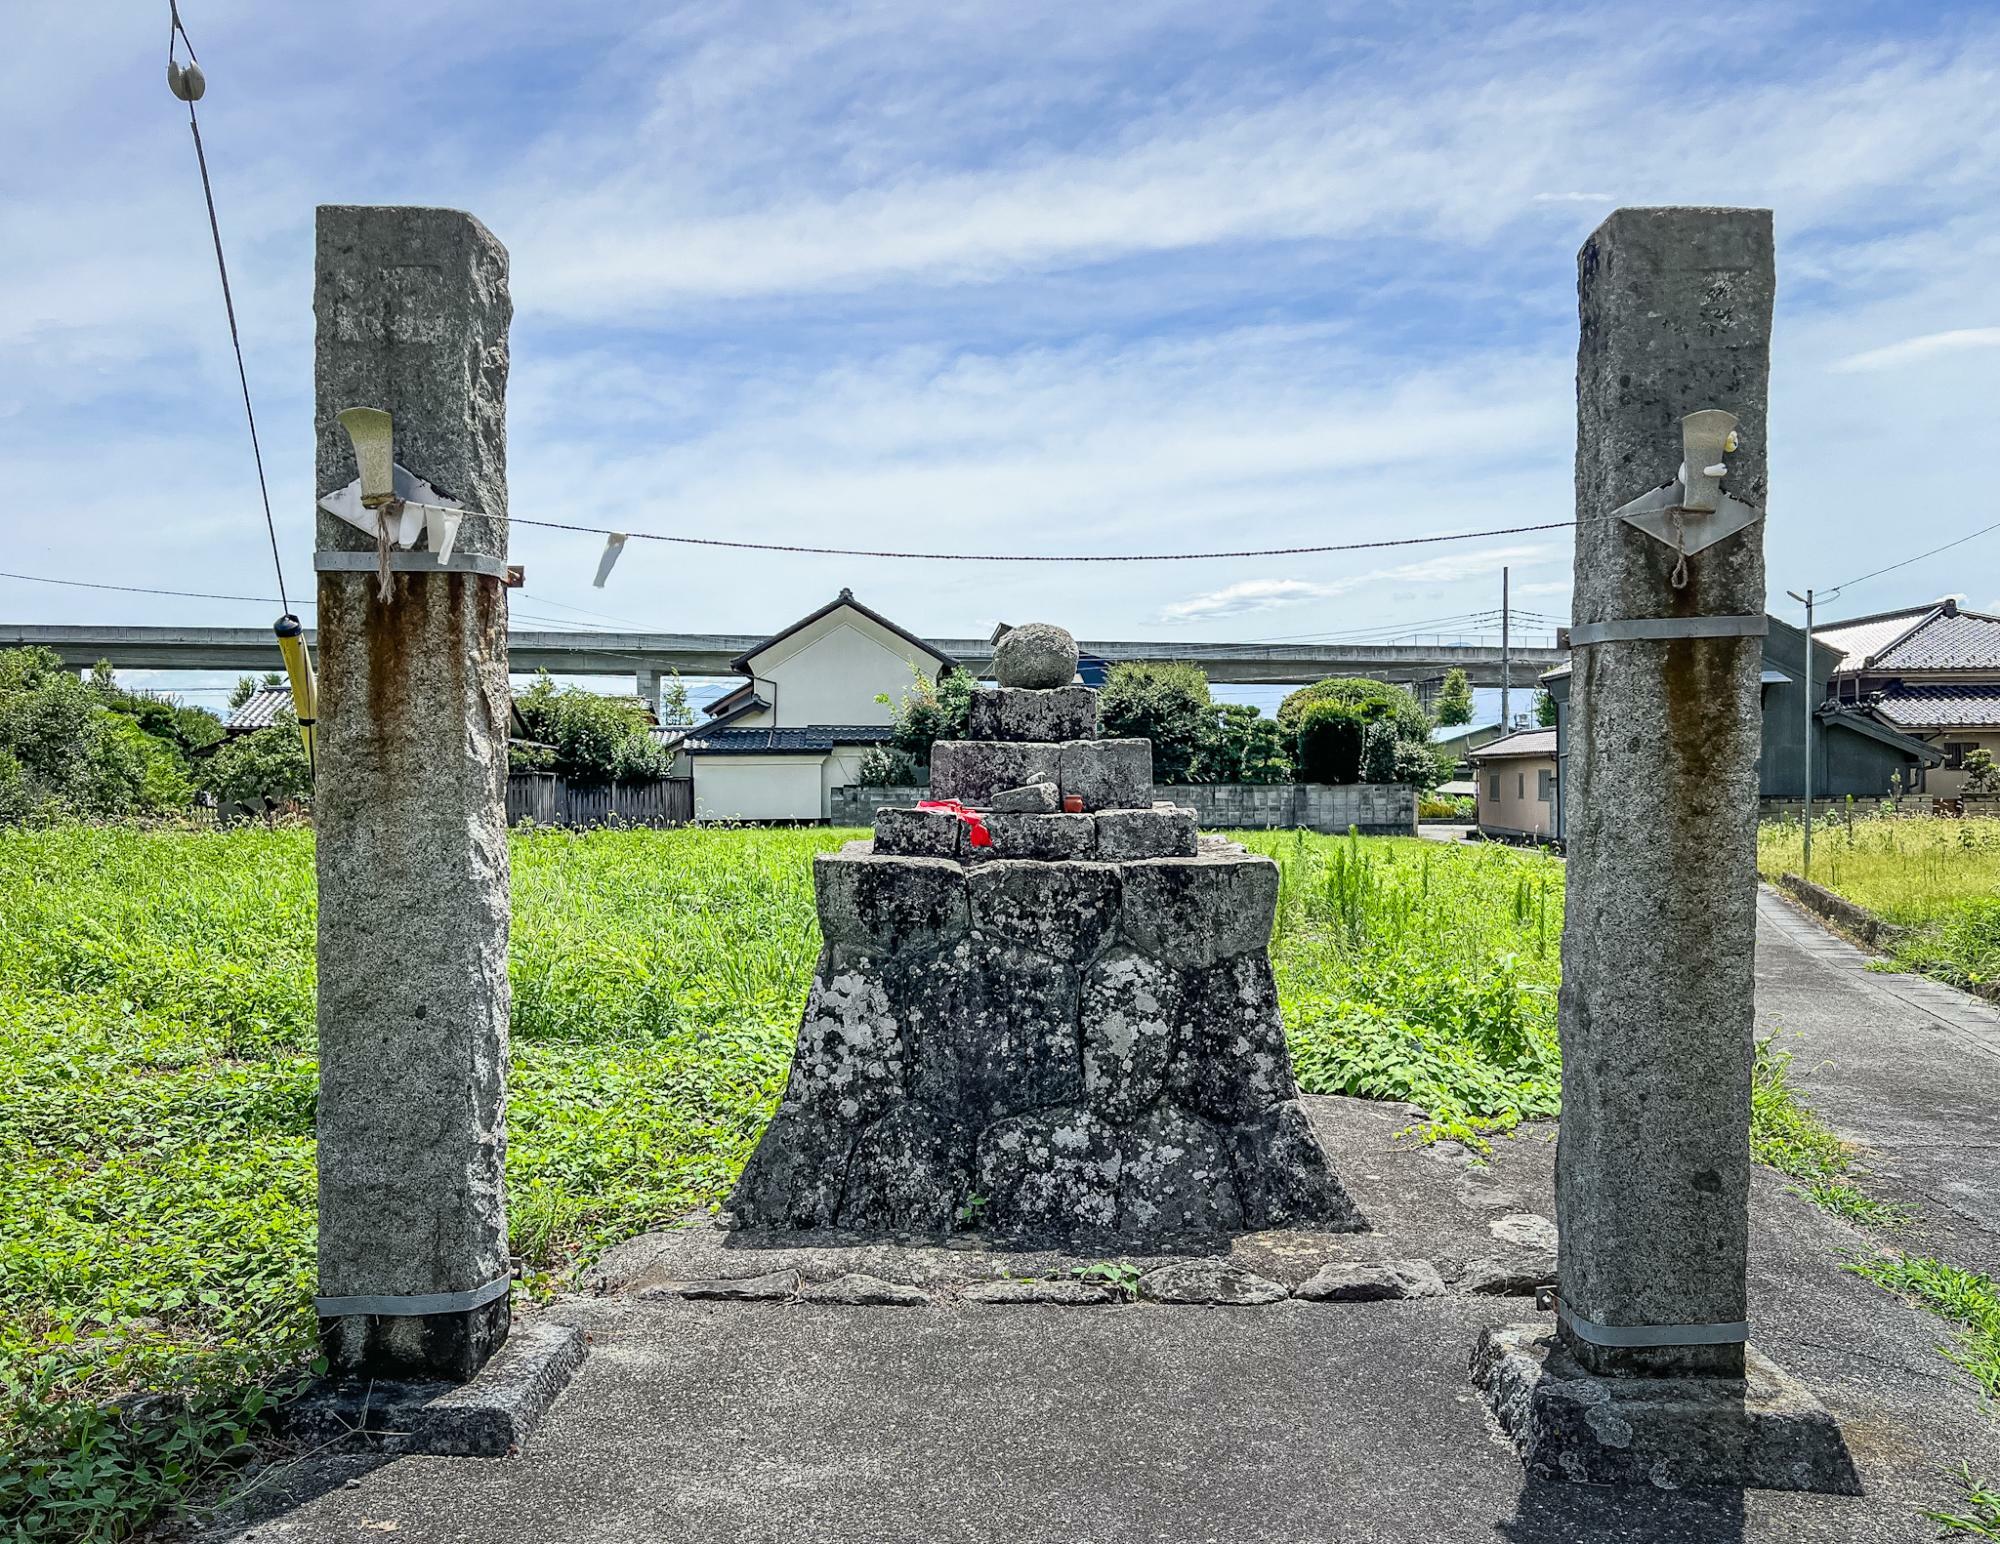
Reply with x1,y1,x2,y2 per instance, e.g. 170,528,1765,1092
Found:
292,1319,584,1457
319,1295,511,1385
1472,1326,1860,1495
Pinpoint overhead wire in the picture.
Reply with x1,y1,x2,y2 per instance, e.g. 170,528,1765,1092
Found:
167,1,289,618
1818,517,2000,603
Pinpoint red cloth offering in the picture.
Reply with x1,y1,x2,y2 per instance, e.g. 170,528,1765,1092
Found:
917,798,993,848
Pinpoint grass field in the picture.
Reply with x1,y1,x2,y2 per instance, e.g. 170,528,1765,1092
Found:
0,823,1561,1541
1758,816,2000,990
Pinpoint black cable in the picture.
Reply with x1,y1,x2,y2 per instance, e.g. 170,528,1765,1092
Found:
0,567,299,605
169,1,289,616
1821,517,2000,602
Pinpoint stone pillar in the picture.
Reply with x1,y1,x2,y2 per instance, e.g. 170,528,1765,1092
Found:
637,668,663,717
313,206,513,1383
1556,207,1773,1378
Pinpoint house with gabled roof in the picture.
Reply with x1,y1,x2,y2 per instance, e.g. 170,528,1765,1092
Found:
1540,610,1944,841
665,589,955,822
1813,598,2000,798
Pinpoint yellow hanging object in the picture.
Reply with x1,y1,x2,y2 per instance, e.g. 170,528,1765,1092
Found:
274,614,318,776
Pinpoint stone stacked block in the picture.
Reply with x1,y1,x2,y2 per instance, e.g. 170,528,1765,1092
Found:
928,741,1062,806
968,686,1099,742
731,619,1360,1247
929,739,1153,812
731,845,1362,1244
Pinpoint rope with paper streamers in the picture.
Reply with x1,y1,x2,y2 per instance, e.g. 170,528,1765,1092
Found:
471,508,1584,569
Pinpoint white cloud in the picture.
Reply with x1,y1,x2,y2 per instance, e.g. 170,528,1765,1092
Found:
1829,327,2000,373
1531,192,1616,203
1160,579,1344,621
1160,545,1555,622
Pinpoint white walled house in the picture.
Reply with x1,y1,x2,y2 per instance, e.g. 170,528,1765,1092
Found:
667,589,954,822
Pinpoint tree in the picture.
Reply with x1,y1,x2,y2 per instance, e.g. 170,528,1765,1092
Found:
511,673,674,781
878,665,976,770
1435,668,1474,726
0,646,200,821
202,713,312,811
1097,662,1212,785
1535,689,1558,728
1964,747,1999,797
1277,676,1432,744
1281,676,1439,790
1196,703,1292,784
1294,700,1367,784
658,671,693,729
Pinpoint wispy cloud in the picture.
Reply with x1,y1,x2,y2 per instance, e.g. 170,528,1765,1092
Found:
1160,579,1343,621
1160,545,1553,622
1830,327,2000,373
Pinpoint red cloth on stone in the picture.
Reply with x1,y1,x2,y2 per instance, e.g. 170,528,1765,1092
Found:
916,798,992,848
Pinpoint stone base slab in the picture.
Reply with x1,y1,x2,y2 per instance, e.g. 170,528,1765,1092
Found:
286,1320,586,1457
1471,1325,1860,1495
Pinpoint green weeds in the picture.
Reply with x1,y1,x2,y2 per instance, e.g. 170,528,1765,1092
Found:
1750,1040,1905,1226
1251,830,1562,1146
1851,1254,2000,1403
1925,1463,2000,1538
1759,817,2000,991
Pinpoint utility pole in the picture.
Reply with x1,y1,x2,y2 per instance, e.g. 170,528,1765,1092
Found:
1787,586,1814,877
1500,565,1512,728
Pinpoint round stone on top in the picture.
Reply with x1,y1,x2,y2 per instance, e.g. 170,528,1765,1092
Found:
992,623,1079,689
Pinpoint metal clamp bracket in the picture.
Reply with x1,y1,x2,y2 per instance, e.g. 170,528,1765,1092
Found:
315,1272,512,1320
1568,614,1767,647
314,550,513,582
1558,1299,1748,1348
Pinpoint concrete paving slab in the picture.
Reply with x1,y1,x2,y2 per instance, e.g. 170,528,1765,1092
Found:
213,1092,2000,1544
1756,887,2000,1273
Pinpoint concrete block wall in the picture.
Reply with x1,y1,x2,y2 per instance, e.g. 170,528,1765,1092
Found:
830,781,1416,836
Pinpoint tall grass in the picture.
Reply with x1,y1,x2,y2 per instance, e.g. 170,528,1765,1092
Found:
1759,816,2000,989
1244,830,1564,1144
0,823,1564,1539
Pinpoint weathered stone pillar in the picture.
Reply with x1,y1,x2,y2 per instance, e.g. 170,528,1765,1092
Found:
313,206,513,1383
1474,210,1855,1492
1557,205,1772,1377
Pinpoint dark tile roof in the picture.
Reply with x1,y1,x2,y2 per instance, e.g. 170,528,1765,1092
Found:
1870,608,2000,671
1866,683,2000,731
226,685,292,731
1467,727,1557,761
731,588,957,673
679,725,896,755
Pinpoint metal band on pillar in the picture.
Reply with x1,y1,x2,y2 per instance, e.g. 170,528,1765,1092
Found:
313,550,513,582
1557,1301,1749,1349
1567,615,1768,647
314,1273,513,1319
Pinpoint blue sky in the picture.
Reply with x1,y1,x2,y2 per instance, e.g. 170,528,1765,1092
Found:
4,0,1998,714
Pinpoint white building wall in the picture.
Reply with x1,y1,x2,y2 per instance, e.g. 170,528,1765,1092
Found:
744,612,938,727
692,756,828,822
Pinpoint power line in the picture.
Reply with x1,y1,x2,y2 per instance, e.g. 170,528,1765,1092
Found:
0,568,299,606
1820,517,2000,602
167,2,289,618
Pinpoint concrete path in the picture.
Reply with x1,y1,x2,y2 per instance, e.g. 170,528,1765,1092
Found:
1756,886,2000,1274
208,895,2000,1544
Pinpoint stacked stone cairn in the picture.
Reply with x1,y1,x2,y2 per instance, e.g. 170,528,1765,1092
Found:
730,623,1365,1246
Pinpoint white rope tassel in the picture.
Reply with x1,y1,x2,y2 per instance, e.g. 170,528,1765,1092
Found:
594,533,629,589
